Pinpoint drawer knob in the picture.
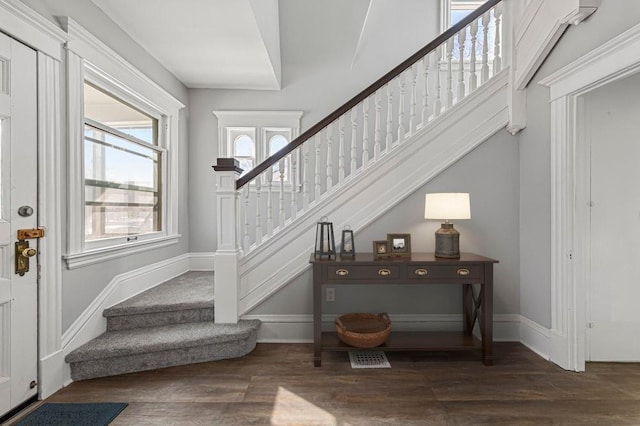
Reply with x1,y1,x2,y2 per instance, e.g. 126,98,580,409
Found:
335,269,349,276
378,268,391,276
457,268,470,276
414,268,428,276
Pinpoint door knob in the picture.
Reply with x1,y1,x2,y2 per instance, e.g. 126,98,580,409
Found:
22,247,37,257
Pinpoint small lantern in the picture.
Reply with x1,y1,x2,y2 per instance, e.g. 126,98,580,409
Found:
314,216,336,259
340,226,355,258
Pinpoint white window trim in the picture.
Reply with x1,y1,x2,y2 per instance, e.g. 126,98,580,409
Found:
214,110,303,187
61,18,184,269
438,0,496,69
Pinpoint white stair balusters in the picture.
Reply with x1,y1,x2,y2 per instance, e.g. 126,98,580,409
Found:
397,74,406,143
266,168,273,237
386,85,393,149
434,46,443,117
409,63,417,135
314,134,321,202
362,99,370,167
290,150,297,220
446,38,454,109
326,123,333,190
243,185,250,251
493,3,502,75
302,142,309,210
255,177,262,245
457,28,467,102
338,116,345,184
278,158,286,227
481,10,490,84
469,19,479,92
350,107,358,175
422,54,430,126
374,90,382,160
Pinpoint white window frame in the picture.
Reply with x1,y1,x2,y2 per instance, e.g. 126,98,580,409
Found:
214,110,303,186
62,18,184,269
440,0,485,33
439,0,495,67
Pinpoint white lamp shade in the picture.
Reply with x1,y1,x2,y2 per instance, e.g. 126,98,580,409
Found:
424,193,471,220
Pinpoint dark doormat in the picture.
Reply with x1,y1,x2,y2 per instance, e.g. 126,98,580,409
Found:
16,402,128,426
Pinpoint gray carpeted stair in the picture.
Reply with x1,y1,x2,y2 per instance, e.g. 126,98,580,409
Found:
65,271,260,381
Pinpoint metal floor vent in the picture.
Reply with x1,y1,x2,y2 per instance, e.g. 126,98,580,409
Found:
349,350,391,369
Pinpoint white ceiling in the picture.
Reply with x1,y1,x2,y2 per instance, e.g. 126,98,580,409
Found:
88,0,435,92
90,0,283,90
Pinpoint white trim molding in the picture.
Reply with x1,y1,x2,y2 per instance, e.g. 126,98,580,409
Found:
0,0,67,61
37,52,64,399
0,1,66,400
513,0,600,90
189,252,215,271
60,17,185,269
539,22,640,371
520,316,551,360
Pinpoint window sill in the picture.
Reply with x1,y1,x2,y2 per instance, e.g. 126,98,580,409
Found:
63,234,181,269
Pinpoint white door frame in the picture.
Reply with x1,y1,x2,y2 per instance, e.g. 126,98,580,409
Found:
540,23,640,371
0,0,66,398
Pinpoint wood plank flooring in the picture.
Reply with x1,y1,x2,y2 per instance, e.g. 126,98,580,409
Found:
7,342,640,425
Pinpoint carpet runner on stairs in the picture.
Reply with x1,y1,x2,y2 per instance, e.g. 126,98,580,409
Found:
65,271,260,381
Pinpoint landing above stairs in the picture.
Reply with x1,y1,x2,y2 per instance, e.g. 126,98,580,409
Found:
65,271,260,381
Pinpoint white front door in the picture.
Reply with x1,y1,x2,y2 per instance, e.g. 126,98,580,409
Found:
587,72,640,361
0,33,39,416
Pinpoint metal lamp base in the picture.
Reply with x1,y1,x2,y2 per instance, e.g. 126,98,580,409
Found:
434,223,460,258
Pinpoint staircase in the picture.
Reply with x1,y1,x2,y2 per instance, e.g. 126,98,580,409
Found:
65,272,260,381
214,0,509,321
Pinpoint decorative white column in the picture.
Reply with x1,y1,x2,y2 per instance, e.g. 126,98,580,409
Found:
213,158,242,324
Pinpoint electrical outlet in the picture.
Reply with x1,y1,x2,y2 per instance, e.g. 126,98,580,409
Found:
326,287,335,302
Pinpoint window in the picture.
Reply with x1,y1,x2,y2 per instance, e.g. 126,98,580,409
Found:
63,18,184,269
440,0,495,62
83,83,162,242
214,111,303,184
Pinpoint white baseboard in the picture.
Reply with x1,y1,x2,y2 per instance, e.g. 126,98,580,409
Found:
242,313,523,343
61,253,191,383
519,315,551,360
38,349,64,400
189,252,215,271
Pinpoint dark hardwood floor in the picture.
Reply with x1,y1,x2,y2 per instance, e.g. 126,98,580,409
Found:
8,342,640,425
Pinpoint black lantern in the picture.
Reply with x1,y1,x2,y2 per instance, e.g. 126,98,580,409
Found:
340,226,355,258
314,217,336,259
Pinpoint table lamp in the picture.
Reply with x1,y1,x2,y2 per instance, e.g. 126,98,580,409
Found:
424,193,471,258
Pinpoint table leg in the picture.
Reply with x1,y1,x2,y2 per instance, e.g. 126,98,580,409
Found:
313,264,322,367
482,265,494,365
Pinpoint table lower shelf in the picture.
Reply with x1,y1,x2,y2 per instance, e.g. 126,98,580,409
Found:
320,331,481,352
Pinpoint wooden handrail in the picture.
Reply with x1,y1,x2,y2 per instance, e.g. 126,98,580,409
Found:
236,0,501,189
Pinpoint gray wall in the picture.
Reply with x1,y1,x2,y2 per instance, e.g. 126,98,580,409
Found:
188,0,440,253
251,129,520,316
19,0,191,330
518,0,640,328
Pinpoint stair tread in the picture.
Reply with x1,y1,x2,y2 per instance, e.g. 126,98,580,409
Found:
104,271,214,316
66,319,260,362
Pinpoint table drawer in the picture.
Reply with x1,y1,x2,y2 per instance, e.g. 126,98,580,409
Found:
408,265,482,280
327,265,400,280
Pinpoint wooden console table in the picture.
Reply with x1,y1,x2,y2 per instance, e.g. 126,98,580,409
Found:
310,252,498,367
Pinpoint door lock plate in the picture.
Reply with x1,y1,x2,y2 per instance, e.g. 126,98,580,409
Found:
15,240,36,276
17,228,45,240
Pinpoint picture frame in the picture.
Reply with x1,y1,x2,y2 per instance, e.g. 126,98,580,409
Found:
387,233,411,258
373,240,389,259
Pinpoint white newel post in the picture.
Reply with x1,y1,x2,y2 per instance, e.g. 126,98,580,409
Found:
213,158,242,324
